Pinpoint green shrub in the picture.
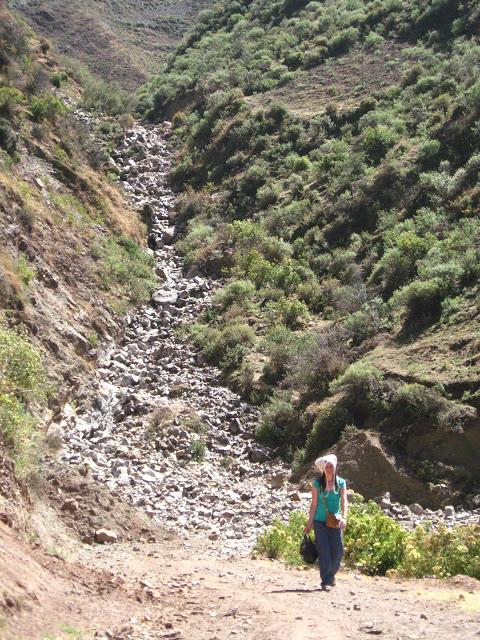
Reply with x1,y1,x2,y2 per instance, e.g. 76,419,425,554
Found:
331,361,383,398
362,126,397,164
302,401,349,463
256,503,480,579
287,328,348,397
213,279,256,310
0,393,39,476
364,31,384,51
177,221,215,265
197,322,255,371
190,437,206,462
391,383,446,424
328,27,359,56
0,323,46,475
260,324,306,383
0,118,17,154
0,324,46,399
256,391,299,449
391,278,444,330
30,93,66,121
399,524,480,579
255,511,307,564
265,297,309,328
50,71,68,88
0,87,24,119
343,501,407,575
97,236,156,305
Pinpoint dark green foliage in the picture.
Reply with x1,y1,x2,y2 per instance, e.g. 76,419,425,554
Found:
0,118,17,154
256,391,298,447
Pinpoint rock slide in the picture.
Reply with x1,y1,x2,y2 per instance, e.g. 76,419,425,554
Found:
59,122,308,554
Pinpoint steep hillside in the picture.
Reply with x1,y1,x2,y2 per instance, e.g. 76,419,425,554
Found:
139,0,480,504
0,5,154,483
8,0,213,90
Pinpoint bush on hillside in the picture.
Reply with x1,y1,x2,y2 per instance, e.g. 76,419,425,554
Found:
0,87,23,119
287,328,349,398
213,279,256,311
192,322,255,371
392,278,444,330
0,323,46,474
265,297,310,328
96,236,156,305
30,93,66,121
302,401,350,463
256,391,300,450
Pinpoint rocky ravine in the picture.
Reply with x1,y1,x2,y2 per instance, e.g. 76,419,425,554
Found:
57,122,308,554
54,121,479,552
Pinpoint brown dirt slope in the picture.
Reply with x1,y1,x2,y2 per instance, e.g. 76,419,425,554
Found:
8,0,213,89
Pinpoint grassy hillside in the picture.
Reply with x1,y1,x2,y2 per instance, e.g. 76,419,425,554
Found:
8,0,213,90
140,0,480,502
0,6,154,476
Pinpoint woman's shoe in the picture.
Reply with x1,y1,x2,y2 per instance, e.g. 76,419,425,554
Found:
322,584,332,592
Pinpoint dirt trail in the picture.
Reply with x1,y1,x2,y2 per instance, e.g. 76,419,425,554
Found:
3,523,479,640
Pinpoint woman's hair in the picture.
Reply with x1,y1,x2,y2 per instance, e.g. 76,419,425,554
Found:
317,471,339,492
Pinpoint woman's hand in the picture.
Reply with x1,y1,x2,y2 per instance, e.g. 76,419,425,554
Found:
304,519,313,534
338,516,347,530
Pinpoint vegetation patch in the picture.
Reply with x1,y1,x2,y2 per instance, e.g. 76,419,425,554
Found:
255,502,480,579
93,235,156,305
0,321,47,475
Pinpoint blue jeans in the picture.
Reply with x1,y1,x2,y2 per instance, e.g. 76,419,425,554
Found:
313,520,344,587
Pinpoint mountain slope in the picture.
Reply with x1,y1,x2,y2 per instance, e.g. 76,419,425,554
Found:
0,4,154,481
139,0,480,504
8,0,213,90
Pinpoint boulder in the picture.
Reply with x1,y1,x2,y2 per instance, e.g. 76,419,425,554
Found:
95,529,118,544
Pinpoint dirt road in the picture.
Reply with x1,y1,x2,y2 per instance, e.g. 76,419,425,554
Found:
2,524,479,640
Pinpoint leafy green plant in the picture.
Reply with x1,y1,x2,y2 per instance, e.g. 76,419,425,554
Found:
30,93,66,121
256,391,299,449
0,323,46,474
190,437,206,462
96,236,156,305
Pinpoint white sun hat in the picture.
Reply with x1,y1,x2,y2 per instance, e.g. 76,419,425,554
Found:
314,454,337,474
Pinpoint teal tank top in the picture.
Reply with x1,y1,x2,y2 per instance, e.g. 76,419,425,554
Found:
313,476,346,522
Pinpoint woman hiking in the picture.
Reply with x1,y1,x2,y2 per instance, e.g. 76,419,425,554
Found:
304,454,348,591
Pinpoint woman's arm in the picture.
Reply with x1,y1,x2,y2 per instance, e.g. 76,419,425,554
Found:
304,486,318,533
340,484,348,528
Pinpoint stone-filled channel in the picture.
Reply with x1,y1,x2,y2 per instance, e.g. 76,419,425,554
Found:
60,123,308,555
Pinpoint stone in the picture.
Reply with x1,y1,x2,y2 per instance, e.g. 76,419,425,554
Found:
444,505,455,518
61,498,79,513
95,529,118,544
409,503,426,516
249,447,269,463
268,473,286,489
